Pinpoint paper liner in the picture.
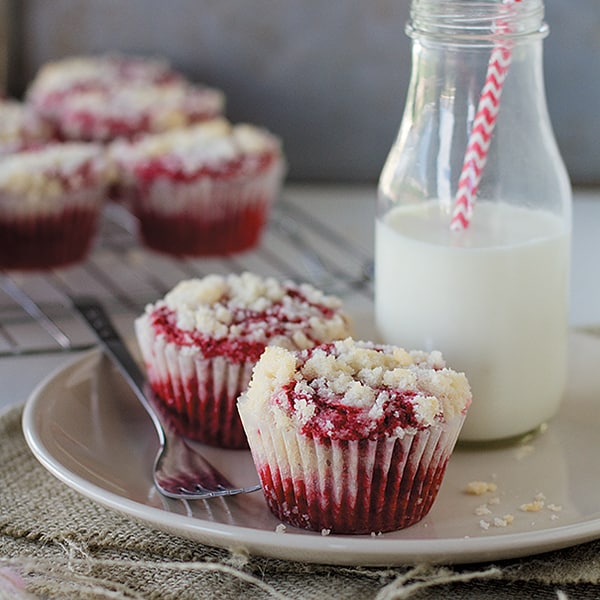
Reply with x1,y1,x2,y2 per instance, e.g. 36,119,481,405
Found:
131,157,285,256
0,189,103,271
239,404,466,534
135,314,254,449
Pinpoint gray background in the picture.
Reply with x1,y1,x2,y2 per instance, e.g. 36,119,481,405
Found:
5,0,600,185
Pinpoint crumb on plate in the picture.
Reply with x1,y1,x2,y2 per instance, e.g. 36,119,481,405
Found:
465,481,498,495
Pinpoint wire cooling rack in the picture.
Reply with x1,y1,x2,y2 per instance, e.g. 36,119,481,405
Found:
0,197,374,357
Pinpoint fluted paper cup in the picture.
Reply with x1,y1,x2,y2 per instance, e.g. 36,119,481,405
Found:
239,401,467,534
131,156,285,257
135,312,254,448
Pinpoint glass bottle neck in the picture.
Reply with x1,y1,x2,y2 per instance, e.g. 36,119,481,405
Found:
407,0,548,47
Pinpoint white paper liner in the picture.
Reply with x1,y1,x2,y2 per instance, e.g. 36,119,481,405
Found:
0,187,104,270
239,402,467,534
133,156,285,219
130,156,285,255
135,313,255,448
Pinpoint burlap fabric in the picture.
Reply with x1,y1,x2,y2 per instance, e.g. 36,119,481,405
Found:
1,404,600,599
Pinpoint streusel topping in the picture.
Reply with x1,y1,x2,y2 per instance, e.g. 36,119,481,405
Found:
142,273,351,362
242,338,471,440
113,118,280,179
28,54,179,104
0,143,111,201
57,82,225,140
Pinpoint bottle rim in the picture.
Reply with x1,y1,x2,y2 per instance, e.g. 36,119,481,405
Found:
407,0,548,45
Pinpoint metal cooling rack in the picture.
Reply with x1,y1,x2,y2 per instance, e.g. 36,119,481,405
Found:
0,197,374,357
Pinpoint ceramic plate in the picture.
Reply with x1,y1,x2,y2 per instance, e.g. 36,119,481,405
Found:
22,332,600,566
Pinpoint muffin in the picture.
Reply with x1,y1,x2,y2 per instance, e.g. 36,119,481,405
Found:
115,118,285,256
238,338,471,534
26,54,183,123
135,273,351,448
0,99,55,156
52,80,225,143
0,143,112,270
27,54,224,143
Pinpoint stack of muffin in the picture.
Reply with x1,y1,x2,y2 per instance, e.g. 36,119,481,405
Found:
0,54,285,270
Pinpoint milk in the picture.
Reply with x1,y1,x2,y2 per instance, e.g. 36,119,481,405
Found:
375,201,570,442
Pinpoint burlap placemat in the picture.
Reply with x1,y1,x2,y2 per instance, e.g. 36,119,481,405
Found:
1,404,599,600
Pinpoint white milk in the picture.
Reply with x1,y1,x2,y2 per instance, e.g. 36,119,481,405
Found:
375,201,570,442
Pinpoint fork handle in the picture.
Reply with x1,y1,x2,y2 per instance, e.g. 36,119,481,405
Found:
72,298,156,423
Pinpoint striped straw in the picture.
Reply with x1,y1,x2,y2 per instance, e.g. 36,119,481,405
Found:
450,0,522,231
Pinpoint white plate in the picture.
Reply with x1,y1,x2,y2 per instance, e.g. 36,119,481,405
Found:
22,332,600,566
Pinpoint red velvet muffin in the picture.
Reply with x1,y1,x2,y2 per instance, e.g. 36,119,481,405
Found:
238,338,471,534
26,54,224,143
26,54,183,124
115,118,285,256
135,273,351,449
0,143,112,270
53,80,225,143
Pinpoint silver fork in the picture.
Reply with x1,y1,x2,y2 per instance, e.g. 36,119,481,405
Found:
72,297,261,500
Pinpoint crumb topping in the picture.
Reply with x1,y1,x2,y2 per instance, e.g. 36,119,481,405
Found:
142,273,350,363
242,338,471,441
27,54,180,109
0,143,111,199
113,118,280,181
56,82,225,140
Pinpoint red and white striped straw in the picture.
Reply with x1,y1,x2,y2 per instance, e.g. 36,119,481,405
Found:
450,0,522,231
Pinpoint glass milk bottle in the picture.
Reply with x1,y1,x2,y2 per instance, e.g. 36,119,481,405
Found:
375,0,572,442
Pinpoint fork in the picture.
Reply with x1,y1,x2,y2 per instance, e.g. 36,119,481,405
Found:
72,297,262,500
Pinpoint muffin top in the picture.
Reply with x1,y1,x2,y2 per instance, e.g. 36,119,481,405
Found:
112,118,281,182
0,143,112,203
27,54,180,111
55,81,225,141
241,338,471,440
140,272,351,362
